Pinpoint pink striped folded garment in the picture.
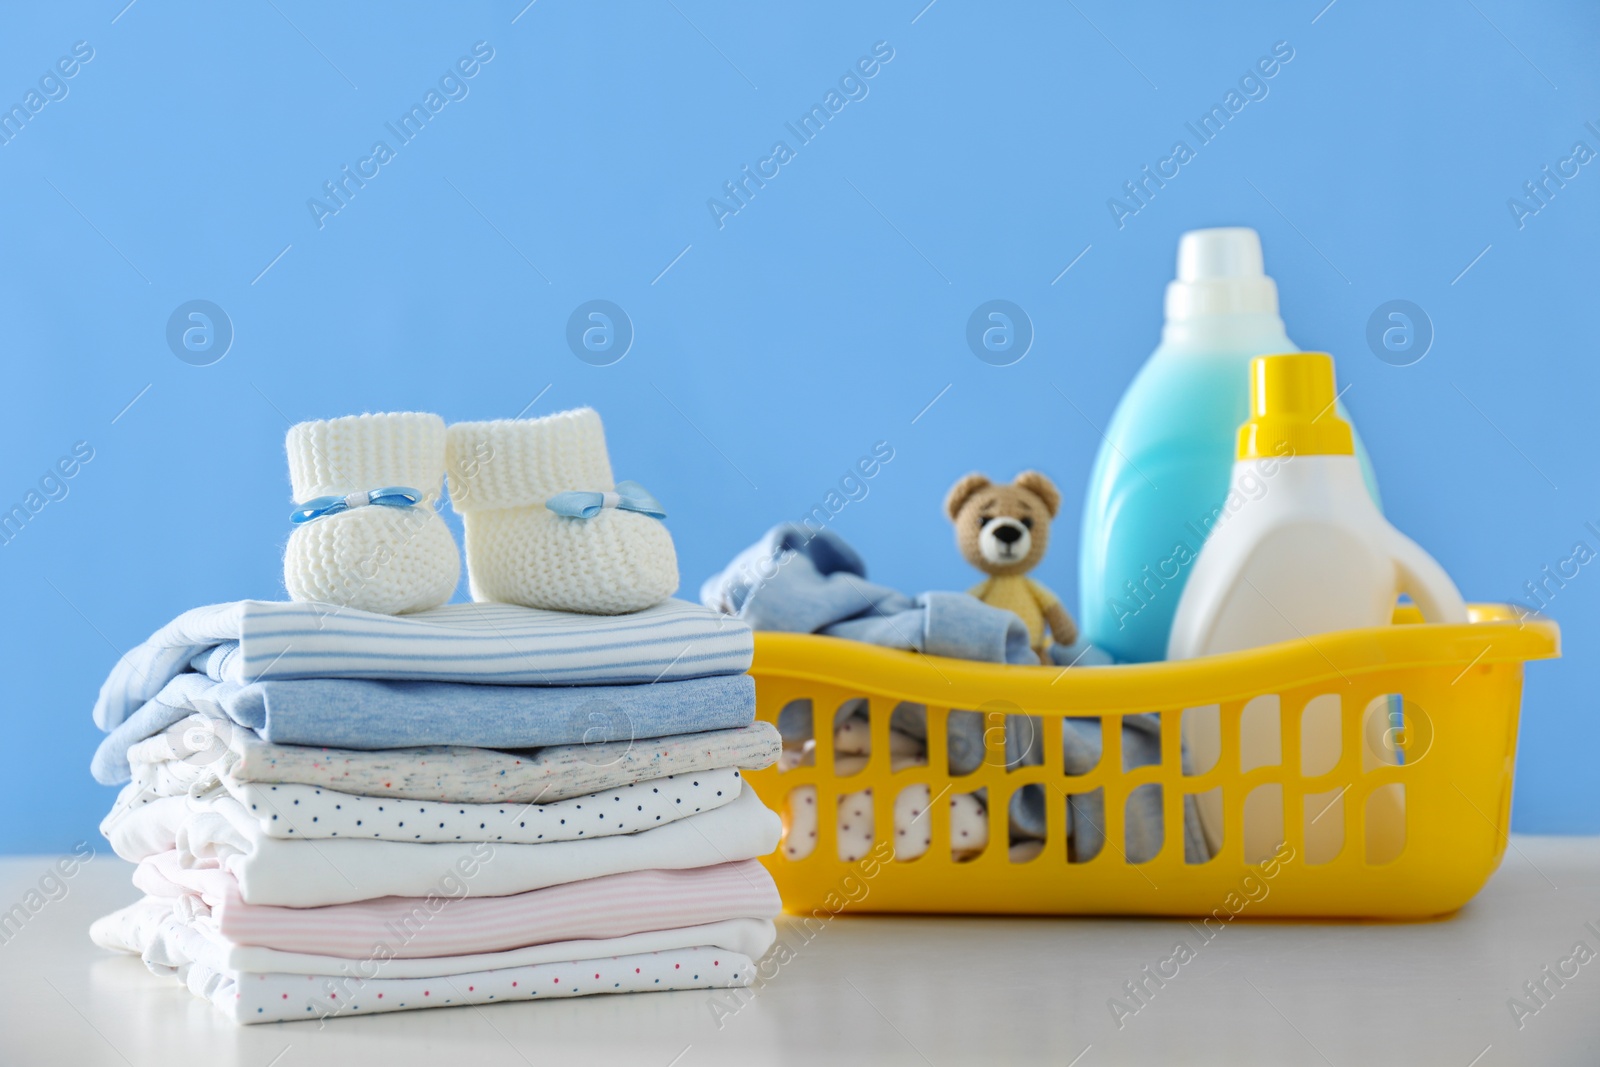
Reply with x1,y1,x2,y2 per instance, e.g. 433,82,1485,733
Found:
135,852,782,960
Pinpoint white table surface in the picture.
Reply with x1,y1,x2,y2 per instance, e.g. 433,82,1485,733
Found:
2,839,1597,1066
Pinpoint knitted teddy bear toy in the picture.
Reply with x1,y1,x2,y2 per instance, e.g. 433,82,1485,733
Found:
945,470,1077,663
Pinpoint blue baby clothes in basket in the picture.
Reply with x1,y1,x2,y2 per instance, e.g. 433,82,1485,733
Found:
706,525,1208,863
701,523,1038,664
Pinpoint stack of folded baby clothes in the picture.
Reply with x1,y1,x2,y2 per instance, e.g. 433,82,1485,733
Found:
88,409,783,1024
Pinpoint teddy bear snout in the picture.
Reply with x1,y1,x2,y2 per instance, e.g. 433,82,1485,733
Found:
979,516,1031,564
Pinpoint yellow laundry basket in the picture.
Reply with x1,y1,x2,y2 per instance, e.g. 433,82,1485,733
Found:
746,604,1558,919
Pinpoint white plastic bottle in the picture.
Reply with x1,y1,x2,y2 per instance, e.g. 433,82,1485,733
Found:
1168,352,1467,859
1077,227,1381,664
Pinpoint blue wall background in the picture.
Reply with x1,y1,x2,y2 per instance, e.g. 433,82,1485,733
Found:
1,0,1595,852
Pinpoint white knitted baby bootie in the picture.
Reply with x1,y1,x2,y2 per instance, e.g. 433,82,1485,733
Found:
283,412,460,615
446,408,678,615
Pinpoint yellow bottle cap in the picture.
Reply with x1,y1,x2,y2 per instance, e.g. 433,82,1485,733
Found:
1236,352,1354,460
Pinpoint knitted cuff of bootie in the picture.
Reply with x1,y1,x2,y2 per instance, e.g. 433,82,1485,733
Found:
446,407,678,615
283,412,460,615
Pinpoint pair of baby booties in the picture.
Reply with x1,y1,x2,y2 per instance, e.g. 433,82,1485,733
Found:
282,408,678,617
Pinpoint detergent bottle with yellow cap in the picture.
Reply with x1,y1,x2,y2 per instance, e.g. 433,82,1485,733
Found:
1078,227,1382,664
1168,352,1466,660
1168,352,1467,858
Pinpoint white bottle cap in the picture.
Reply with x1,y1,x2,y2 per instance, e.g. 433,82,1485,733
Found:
1165,227,1280,319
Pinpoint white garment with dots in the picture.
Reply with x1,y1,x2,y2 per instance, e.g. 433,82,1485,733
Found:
157,787,780,907
92,897,754,1027
230,768,743,842
778,707,990,862
781,753,990,863
208,945,755,1024
102,768,743,860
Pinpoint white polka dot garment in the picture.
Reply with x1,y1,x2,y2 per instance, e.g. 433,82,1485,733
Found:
778,708,989,862
208,946,753,1024
235,768,742,842
781,753,990,863
104,768,743,857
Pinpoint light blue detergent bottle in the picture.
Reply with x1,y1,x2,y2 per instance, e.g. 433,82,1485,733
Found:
1078,227,1380,663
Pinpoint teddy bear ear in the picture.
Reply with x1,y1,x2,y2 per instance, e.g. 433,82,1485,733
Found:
944,473,991,521
1013,470,1061,518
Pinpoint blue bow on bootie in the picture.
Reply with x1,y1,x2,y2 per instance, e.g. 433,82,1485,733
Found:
545,480,666,520
290,487,424,525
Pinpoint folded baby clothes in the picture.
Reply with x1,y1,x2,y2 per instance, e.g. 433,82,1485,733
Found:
103,768,746,860
282,412,460,616
207,946,753,1024
93,466,780,1025
448,409,679,615
127,716,780,804
94,596,752,733
93,670,755,784
93,897,776,981
113,860,779,958
142,788,780,907
227,767,744,842
703,524,1039,663
91,893,757,1026
203,923,772,983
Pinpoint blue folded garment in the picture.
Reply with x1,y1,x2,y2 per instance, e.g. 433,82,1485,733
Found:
701,524,1037,665
91,671,756,785
94,598,753,733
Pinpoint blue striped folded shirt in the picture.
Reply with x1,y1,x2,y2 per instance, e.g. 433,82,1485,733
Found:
95,598,753,733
